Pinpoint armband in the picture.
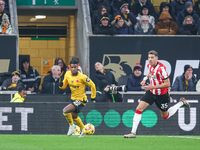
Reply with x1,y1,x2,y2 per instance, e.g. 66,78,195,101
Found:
143,76,148,81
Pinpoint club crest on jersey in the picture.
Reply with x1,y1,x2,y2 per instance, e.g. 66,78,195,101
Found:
86,78,90,82
71,81,74,84
151,75,157,79
76,79,79,82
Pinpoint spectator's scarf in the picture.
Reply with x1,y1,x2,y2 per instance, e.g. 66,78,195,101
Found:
2,26,8,33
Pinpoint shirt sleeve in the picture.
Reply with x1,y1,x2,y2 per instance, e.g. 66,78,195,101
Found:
59,72,69,89
83,75,96,99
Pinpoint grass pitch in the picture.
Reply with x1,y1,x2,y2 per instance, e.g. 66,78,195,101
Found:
0,135,199,150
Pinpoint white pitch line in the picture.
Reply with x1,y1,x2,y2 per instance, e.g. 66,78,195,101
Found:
168,136,200,139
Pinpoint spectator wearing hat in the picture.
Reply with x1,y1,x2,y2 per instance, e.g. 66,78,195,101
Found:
111,15,133,34
127,63,149,91
134,5,155,28
114,2,137,30
155,11,179,35
91,5,113,32
179,15,200,35
172,64,197,91
156,2,176,24
0,13,12,34
131,0,156,18
95,80,123,102
94,13,118,35
171,0,192,21
134,15,154,35
176,1,199,27
20,58,41,93
1,71,24,91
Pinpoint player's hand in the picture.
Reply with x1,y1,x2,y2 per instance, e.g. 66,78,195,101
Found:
140,80,146,86
91,98,96,101
142,83,154,91
59,82,63,87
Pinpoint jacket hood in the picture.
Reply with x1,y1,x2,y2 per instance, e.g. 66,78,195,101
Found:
159,11,172,20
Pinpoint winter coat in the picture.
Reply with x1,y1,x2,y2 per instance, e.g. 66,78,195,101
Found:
179,23,200,35
176,9,200,27
115,23,133,34
134,23,154,35
131,0,156,18
155,2,176,23
40,72,66,94
155,12,179,35
94,23,118,35
172,73,197,91
171,0,192,19
95,87,123,102
20,66,41,92
1,78,24,91
127,73,150,91
93,69,117,88
89,0,111,15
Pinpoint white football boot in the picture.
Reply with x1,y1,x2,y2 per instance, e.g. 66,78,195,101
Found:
124,132,136,138
67,124,76,136
79,130,85,138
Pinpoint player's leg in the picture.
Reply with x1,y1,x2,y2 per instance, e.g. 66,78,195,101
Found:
162,97,190,119
71,112,85,138
63,104,76,136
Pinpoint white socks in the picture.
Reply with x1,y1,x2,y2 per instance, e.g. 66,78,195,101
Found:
167,101,183,119
131,111,142,133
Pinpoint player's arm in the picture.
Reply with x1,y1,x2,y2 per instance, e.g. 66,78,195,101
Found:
59,73,69,89
141,74,150,86
143,78,170,91
84,76,96,100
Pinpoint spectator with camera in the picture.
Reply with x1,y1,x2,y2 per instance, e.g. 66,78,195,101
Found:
1,71,24,91
127,63,149,91
95,80,123,102
176,1,199,27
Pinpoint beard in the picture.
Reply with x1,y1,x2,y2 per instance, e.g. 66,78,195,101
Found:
141,24,149,33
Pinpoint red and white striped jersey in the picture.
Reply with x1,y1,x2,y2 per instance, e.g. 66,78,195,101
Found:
147,62,169,95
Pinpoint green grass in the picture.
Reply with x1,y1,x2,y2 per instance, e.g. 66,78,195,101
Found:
0,135,200,150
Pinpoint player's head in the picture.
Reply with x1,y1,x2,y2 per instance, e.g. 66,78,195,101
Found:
18,86,27,99
70,60,78,75
148,50,158,67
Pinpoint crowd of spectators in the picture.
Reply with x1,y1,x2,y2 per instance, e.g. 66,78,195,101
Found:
89,0,200,35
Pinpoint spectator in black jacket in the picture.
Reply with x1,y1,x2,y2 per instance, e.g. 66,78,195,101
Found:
131,0,156,18
89,0,111,16
40,65,66,94
115,2,137,30
91,5,112,32
194,0,200,17
20,58,41,93
156,2,176,23
94,14,118,35
95,80,123,102
1,71,24,91
93,62,117,88
179,15,200,35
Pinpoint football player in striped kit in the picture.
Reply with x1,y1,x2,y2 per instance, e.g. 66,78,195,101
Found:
60,60,96,138
124,50,190,138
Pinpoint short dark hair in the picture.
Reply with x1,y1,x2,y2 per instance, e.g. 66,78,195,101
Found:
72,56,79,63
18,85,26,93
148,50,158,57
70,60,78,65
22,58,29,64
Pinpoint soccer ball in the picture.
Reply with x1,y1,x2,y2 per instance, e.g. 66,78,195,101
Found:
83,123,95,135
72,125,81,135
